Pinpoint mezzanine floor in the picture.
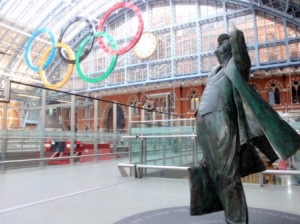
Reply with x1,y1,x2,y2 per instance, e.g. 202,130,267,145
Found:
0,158,300,224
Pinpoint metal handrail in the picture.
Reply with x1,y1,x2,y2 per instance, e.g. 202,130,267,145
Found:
117,163,300,185
130,118,195,123
136,164,189,178
259,169,300,187
1,137,78,139
261,170,300,175
122,134,196,139
0,152,127,164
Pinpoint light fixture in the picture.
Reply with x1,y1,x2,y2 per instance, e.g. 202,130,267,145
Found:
57,99,71,103
17,93,40,99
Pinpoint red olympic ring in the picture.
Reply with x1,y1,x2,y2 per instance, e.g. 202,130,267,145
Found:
97,2,144,55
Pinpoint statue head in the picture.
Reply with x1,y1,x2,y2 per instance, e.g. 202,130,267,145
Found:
214,33,232,66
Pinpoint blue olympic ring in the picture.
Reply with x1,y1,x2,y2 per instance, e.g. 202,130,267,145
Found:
25,28,56,72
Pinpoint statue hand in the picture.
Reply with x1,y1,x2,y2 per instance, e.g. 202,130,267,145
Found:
229,28,243,40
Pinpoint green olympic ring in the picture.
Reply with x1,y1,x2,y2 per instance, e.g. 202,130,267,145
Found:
76,32,117,83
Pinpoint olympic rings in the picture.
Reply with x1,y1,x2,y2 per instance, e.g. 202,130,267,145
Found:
76,32,117,83
58,16,95,64
40,43,74,89
25,2,144,87
97,2,144,55
25,28,56,72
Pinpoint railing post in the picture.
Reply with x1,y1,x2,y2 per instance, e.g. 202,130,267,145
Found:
259,173,264,187
0,102,8,171
93,99,99,162
70,95,76,165
179,137,183,165
192,136,197,166
39,89,46,167
138,137,146,178
113,103,117,154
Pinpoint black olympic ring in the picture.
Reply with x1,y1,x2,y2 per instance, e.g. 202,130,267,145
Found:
58,16,96,64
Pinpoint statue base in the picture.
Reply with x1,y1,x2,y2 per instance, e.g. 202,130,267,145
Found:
115,206,300,224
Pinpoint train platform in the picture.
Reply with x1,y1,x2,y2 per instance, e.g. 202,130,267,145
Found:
0,159,300,224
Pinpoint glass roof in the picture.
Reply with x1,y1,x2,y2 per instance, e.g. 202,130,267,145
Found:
0,0,300,95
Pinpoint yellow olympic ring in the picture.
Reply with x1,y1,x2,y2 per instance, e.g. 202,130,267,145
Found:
39,43,74,89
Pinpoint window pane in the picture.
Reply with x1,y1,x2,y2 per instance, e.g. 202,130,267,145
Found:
201,55,218,72
175,27,198,56
150,2,171,29
175,1,197,24
259,45,286,65
201,20,225,52
175,58,198,76
268,89,275,105
199,0,223,18
289,42,300,62
274,88,281,104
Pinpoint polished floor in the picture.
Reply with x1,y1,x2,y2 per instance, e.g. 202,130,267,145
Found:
0,159,300,224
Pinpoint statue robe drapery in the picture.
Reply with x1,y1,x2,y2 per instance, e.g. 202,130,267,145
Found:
225,58,300,160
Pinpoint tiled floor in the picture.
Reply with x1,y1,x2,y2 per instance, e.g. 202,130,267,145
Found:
0,159,299,224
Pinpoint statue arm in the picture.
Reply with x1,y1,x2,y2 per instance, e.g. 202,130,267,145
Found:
229,29,251,80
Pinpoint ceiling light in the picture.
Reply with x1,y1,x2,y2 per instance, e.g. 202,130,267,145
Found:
17,93,40,99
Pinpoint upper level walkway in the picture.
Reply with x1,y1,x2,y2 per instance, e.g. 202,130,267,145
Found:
1,158,300,224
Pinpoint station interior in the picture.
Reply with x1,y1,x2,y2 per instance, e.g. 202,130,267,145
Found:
1,0,300,223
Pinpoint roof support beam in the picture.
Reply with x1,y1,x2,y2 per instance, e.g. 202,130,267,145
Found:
0,22,50,45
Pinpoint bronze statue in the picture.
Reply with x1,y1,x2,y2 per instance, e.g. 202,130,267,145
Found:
194,28,300,223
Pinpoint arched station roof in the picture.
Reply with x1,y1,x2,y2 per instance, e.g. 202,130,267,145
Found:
0,0,300,96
